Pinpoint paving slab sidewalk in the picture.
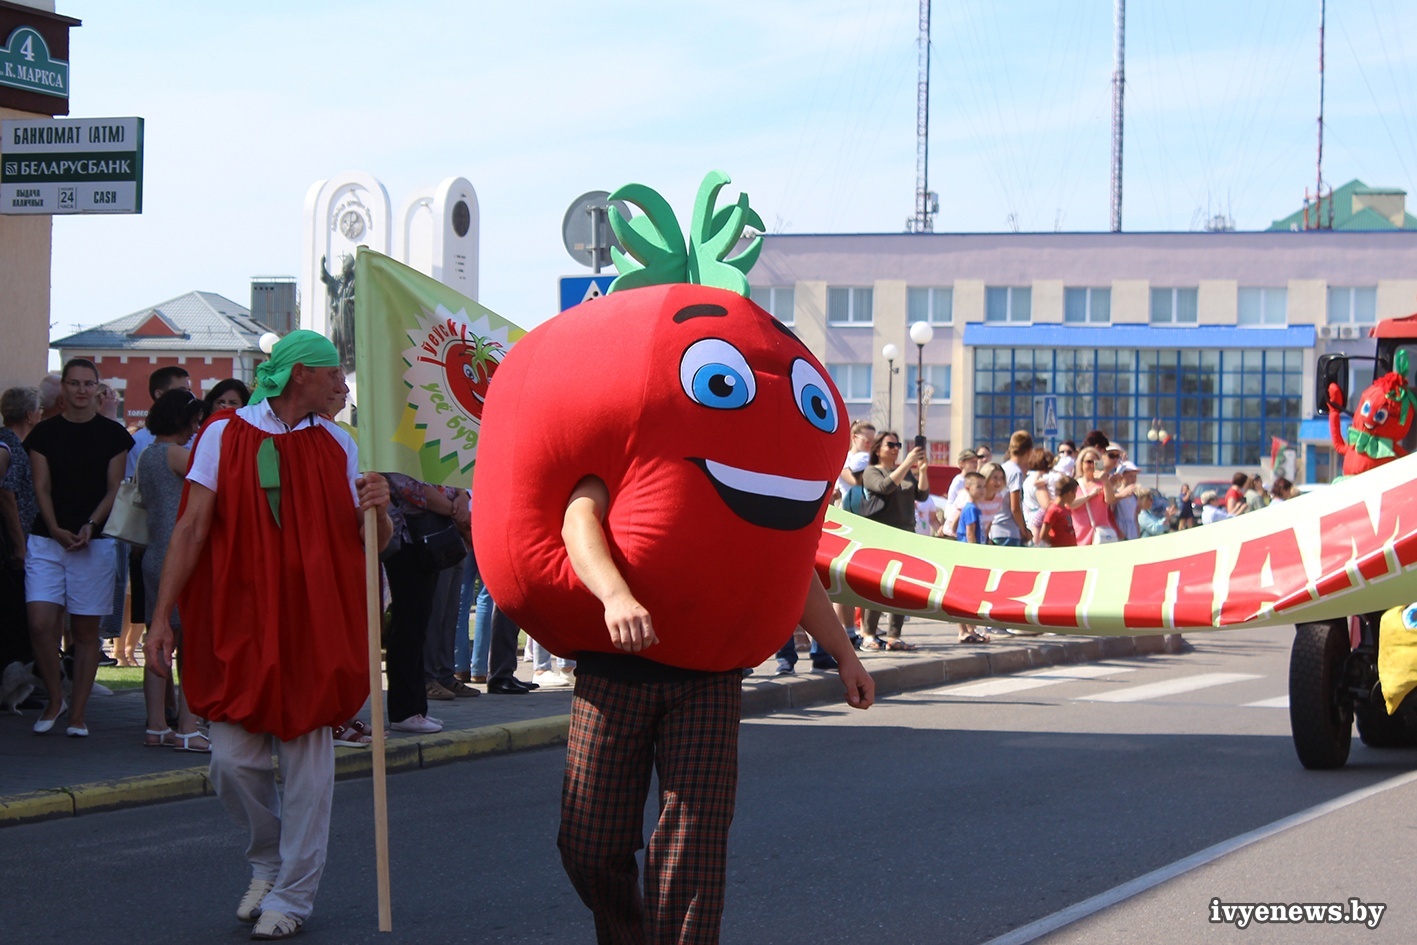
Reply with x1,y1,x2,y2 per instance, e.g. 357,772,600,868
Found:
0,623,1186,828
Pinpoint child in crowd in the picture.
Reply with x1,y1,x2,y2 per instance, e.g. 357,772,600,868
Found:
1037,476,1079,547
940,448,979,538
953,472,990,643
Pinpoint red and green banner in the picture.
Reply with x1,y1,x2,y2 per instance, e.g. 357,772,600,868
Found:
352,248,526,486
820,454,1417,634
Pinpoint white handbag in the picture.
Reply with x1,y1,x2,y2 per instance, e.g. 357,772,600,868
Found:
102,467,149,548
1085,490,1118,545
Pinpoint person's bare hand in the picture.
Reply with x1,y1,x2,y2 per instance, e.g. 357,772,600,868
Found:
836,653,875,709
903,447,926,468
51,526,79,550
604,591,657,653
355,472,390,513
145,620,176,679
68,522,93,551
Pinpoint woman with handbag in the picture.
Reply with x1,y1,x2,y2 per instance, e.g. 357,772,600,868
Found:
382,473,474,735
139,390,210,750
1064,446,1118,545
859,431,929,651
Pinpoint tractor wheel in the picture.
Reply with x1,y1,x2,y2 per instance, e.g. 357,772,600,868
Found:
1289,621,1353,769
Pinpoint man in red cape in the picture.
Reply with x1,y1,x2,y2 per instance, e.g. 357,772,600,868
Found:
146,330,392,941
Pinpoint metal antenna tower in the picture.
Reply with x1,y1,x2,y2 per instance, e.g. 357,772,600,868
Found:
906,0,937,233
1110,0,1125,232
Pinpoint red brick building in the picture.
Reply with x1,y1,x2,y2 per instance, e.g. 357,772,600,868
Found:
51,290,268,428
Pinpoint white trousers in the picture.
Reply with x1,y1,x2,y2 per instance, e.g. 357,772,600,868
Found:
208,722,335,922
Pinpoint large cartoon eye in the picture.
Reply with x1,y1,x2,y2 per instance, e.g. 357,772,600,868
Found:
1373,407,1390,425
1404,604,1417,630
1361,402,1373,417
679,339,756,410
463,364,475,380
791,359,838,433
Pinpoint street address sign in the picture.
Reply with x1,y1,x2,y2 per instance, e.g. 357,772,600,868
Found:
0,26,68,99
1,116,143,214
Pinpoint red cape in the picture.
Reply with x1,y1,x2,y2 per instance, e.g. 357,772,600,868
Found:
179,414,369,740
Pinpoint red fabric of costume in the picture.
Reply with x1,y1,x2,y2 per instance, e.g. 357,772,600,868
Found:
180,416,369,740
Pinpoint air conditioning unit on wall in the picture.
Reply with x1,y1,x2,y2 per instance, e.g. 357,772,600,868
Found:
1339,325,1362,340
1317,325,1337,340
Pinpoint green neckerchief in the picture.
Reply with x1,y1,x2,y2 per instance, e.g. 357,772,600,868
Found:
1347,425,1400,461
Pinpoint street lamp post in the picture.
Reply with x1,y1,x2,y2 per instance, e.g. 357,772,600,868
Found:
881,343,900,429
1146,418,1171,490
908,321,934,445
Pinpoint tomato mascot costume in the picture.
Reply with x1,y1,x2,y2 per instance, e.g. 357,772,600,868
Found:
473,172,874,944
1328,349,1416,478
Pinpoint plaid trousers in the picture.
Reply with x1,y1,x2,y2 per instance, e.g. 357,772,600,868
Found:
558,670,742,945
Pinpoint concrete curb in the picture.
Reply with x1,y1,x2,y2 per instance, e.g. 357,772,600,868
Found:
0,634,1185,828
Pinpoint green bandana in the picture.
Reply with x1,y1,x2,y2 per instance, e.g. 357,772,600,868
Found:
249,330,340,404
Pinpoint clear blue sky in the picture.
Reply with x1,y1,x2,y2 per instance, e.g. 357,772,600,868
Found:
46,0,1417,342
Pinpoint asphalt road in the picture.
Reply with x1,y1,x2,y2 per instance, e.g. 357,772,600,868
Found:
3,626,1413,945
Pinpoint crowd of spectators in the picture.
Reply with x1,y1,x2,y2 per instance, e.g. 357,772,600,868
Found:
843,422,1309,645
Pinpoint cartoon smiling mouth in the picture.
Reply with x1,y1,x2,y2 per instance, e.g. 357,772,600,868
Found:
687,458,831,531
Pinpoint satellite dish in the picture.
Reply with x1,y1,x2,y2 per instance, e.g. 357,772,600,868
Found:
561,190,629,271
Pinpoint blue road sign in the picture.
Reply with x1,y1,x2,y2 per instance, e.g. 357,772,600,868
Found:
559,275,615,311
1034,394,1059,439
1042,395,1059,437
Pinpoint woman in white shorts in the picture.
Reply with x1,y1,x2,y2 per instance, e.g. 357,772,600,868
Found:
25,358,134,737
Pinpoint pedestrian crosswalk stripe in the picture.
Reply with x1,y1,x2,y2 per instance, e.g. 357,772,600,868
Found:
935,664,1134,698
1078,672,1262,703
1242,695,1289,708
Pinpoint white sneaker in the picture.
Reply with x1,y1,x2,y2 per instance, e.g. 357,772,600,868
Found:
250,909,302,940
236,877,274,922
532,670,573,688
389,714,443,734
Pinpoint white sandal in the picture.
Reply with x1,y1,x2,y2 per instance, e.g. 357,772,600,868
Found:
144,727,175,748
172,730,211,753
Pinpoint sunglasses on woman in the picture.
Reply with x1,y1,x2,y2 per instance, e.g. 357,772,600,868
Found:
883,442,902,449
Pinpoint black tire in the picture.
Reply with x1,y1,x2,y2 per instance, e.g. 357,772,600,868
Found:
1289,621,1352,769
1355,684,1417,748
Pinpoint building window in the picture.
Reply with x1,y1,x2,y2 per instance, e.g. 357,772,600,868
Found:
750,286,795,325
1327,286,1377,325
905,364,952,402
827,363,872,402
907,286,953,325
972,346,1303,470
985,286,1031,323
1237,287,1287,327
827,287,873,325
1064,287,1111,324
1150,287,1199,325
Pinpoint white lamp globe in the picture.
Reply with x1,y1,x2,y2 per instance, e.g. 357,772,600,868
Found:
1147,428,1158,442
258,331,281,355
882,343,900,362
909,321,934,346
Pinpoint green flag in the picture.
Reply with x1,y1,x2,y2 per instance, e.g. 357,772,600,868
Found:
352,248,526,485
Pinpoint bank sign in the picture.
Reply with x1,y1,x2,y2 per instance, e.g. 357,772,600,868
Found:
0,117,143,214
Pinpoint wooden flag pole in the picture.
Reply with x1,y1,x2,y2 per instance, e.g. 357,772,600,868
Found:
364,503,393,931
